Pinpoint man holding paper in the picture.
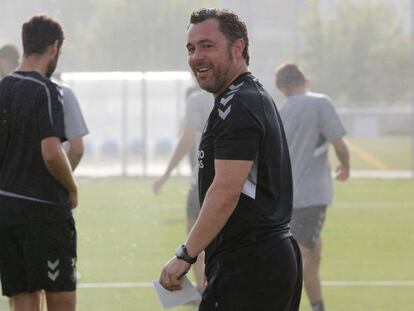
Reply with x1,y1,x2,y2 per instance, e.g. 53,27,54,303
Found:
159,8,302,311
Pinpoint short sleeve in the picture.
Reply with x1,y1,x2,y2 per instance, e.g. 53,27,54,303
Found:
214,101,261,161
37,83,66,141
319,98,346,142
62,86,89,139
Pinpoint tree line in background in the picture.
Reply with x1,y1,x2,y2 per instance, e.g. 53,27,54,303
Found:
298,0,413,105
1,0,412,104
60,0,414,104
67,0,218,72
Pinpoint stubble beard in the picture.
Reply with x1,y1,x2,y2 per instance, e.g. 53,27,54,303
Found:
197,48,236,95
46,54,59,78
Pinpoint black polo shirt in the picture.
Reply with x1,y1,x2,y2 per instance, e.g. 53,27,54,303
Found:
198,72,293,274
0,71,72,225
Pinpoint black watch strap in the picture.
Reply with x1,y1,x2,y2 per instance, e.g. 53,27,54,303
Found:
175,245,197,264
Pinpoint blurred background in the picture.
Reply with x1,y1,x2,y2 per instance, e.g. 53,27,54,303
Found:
1,1,414,311
1,0,413,178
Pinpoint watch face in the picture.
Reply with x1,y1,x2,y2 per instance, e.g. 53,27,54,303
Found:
175,245,185,257
175,245,196,264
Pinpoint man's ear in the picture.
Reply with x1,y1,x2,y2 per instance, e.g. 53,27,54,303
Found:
48,40,59,58
232,38,245,60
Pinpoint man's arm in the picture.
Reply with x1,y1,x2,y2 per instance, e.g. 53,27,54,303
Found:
159,159,252,290
332,137,350,181
42,137,78,207
153,124,197,193
66,137,84,171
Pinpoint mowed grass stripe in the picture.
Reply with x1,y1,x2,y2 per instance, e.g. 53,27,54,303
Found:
77,280,414,289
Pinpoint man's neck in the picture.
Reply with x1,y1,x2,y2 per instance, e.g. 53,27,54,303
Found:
286,85,307,97
214,64,248,98
17,55,47,77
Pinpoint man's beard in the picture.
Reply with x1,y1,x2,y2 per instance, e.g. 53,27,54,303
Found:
46,54,59,78
198,47,235,94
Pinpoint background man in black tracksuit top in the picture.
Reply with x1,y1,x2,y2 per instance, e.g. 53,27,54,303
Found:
159,8,302,311
0,15,78,311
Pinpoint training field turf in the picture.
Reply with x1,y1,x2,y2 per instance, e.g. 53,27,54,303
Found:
1,178,413,310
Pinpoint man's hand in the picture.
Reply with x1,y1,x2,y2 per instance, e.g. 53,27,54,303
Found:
153,174,169,194
335,164,349,181
159,257,191,291
332,138,350,182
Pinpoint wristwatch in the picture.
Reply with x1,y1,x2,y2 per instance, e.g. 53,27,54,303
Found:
175,245,197,264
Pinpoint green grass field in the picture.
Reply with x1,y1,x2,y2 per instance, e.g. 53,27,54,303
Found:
1,178,413,310
332,136,412,171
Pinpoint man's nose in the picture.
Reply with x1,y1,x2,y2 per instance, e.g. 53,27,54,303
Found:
192,48,205,61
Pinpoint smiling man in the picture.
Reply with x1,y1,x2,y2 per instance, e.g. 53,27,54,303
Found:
159,8,302,311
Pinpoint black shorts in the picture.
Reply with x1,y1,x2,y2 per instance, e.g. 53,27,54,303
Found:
186,185,200,220
0,217,77,297
199,237,302,311
290,206,327,249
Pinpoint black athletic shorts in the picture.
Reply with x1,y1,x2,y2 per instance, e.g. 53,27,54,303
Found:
0,217,77,297
186,185,201,220
199,237,302,311
290,205,327,249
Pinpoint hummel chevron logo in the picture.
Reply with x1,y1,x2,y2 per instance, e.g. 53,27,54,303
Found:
226,82,245,95
220,94,235,106
219,106,231,120
47,259,60,282
229,82,244,90
48,259,60,270
48,270,60,281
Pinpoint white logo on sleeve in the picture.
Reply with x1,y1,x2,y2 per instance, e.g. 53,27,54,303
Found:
218,106,231,120
220,94,235,106
218,82,244,120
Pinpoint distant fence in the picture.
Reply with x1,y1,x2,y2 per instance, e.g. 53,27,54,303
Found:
62,72,413,179
62,71,193,177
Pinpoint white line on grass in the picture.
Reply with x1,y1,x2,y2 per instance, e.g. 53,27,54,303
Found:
156,203,414,210
322,280,414,286
78,280,414,289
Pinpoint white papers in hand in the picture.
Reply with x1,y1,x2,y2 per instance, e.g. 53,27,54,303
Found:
153,276,201,309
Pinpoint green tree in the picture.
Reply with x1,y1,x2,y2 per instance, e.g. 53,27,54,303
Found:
298,0,412,105
74,0,218,71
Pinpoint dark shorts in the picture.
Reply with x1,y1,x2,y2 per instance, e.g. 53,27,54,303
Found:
290,206,327,249
186,185,200,220
0,217,77,297
199,237,302,311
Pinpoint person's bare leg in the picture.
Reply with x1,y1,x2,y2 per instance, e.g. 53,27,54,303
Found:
38,290,46,310
300,239,325,310
9,291,42,311
45,291,76,311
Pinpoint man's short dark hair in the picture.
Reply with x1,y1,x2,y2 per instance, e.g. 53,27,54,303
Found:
22,14,64,56
275,63,307,89
0,45,19,67
190,8,250,66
